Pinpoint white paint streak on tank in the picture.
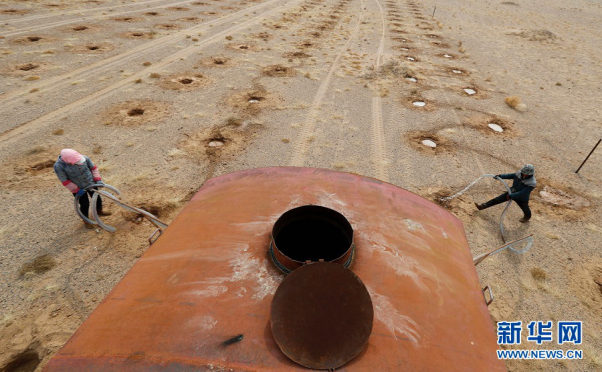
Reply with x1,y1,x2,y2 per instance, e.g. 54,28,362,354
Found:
229,253,283,300
199,316,218,330
188,285,228,297
368,289,421,343
440,228,449,239
360,231,430,291
403,219,424,232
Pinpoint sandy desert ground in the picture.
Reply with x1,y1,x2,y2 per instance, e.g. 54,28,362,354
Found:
0,0,600,370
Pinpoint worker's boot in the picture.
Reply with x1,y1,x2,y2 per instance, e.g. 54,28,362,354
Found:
474,202,485,210
97,209,112,216
519,217,530,223
83,221,94,229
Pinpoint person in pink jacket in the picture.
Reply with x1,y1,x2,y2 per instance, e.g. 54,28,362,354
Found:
54,149,111,227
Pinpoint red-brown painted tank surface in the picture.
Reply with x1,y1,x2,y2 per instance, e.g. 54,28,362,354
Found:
44,167,505,371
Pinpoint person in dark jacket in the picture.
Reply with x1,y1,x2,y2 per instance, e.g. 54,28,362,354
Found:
54,149,111,228
475,164,537,223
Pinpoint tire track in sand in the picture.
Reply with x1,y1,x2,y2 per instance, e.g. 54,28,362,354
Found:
0,0,302,146
289,0,364,167
0,0,200,35
1,0,175,26
0,0,282,113
370,0,389,182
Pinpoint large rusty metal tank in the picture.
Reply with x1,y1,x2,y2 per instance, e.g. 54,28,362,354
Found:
44,167,505,371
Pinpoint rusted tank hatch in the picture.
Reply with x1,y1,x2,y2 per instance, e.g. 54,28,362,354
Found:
271,262,373,370
270,205,354,274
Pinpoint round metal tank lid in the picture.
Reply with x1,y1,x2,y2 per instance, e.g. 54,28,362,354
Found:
270,262,374,370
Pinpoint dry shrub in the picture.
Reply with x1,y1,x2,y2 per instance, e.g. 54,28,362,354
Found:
531,268,547,281
505,96,527,111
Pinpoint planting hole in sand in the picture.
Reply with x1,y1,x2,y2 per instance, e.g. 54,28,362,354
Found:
73,26,89,31
102,100,169,126
464,88,476,95
407,131,453,153
464,115,515,136
426,34,440,39
444,54,452,58
87,45,99,51
413,101,426,107
145,12,160,16
156,24,179,30
28,36,42,42
29,159,55,173
127,108,145,116
159,73,209,90
422,139,437,148
407,77,417,82
208,140,225,147
168,6,190,11
17,63,39,71
488,123,504,132
248,96,264,103
2,350,41,372
263,65,296,77
406,57,416,61
122,31,153,39
453,70,462,74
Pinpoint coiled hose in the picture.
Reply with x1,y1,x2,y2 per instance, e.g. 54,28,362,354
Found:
440,174,533,257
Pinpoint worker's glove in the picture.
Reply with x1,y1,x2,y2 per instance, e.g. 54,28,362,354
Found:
494,174,501,179
95,180,104,186
75,189,86,196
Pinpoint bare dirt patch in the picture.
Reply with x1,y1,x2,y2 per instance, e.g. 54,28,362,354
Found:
570,258,602,310
252,32,272,41
262,65,296,77
405,131,455,154
532,180,594,221
168,6,191,11
144,11,161,16
0,146,62,190
539,186,591,210
416,186,476,219
19,254,56,277
157,72,210,91
101,100,169,126
509,29,560,43
284,51,311,59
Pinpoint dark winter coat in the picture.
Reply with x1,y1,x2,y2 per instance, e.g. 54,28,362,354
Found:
498,172,537,202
